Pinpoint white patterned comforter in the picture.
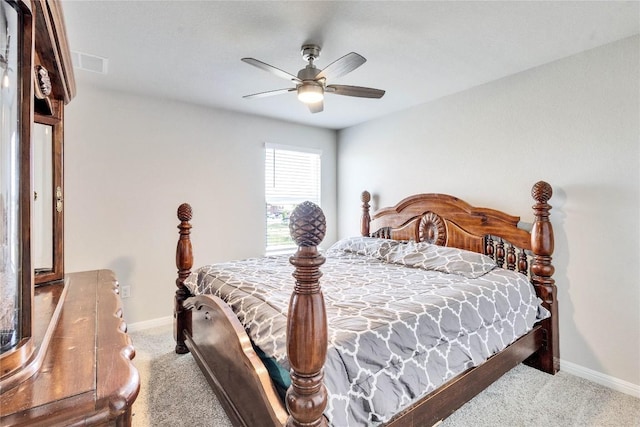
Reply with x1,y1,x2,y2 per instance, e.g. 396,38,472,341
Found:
185,237,549,426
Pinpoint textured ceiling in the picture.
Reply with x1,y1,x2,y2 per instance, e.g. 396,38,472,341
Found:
60,1,639,130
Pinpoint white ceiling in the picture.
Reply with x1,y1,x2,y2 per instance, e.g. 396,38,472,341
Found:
60,1,639,130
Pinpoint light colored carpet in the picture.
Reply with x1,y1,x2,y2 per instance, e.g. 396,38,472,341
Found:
130,325,640,426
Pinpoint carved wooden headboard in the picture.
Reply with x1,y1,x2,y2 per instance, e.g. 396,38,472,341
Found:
360,182,554,279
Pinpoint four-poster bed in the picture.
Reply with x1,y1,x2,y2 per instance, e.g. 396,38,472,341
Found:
173,181,558,426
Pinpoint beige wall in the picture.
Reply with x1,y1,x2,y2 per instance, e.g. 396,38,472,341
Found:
337,36,639,388
64,87,337,324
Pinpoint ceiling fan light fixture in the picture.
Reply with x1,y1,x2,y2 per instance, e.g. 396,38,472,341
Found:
297,83,324,104
242,45,385,112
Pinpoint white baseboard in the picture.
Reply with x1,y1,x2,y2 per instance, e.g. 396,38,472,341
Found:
560,359,640,398
127,315,173,332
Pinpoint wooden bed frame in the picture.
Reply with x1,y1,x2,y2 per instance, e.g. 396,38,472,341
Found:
173,181,558,427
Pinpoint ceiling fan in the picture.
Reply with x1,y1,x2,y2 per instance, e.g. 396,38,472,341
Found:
241,44,385,113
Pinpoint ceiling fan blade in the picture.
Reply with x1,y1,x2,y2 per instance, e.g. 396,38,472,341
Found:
326,85,385,99
316,52,366,80
308,100,324,114
243,88,296,99
241,58,302,82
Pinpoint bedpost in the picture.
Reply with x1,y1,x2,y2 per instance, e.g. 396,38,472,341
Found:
174,203,194,354
361,191,371,237
526,181,560,374
286,202,328,427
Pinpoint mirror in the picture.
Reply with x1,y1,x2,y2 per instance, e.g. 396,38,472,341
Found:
33,108,64,285
33,123,53,270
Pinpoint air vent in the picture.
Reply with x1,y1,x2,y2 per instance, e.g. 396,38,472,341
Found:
71,51,108,74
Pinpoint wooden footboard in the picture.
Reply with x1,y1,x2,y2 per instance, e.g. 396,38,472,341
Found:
184,294,288,426
174,201,330,426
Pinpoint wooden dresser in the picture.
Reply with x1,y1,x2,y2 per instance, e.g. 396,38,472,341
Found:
0,270,140,426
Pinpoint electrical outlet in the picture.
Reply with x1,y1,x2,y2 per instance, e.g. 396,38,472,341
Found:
120,285,131,298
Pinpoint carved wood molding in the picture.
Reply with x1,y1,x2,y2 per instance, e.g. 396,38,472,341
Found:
418,211,446,245
33,65,53,115
33,0,76,103
34,65,51,97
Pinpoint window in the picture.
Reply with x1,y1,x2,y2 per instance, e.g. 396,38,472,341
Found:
265,144,321,254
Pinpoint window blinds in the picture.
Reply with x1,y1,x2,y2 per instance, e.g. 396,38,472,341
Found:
265,145,321,253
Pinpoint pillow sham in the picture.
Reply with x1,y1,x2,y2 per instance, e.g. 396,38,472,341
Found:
325,236,399,259
385,240,497,279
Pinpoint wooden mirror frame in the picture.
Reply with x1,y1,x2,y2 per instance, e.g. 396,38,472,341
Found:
33,100,63,285
29,0,74,285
